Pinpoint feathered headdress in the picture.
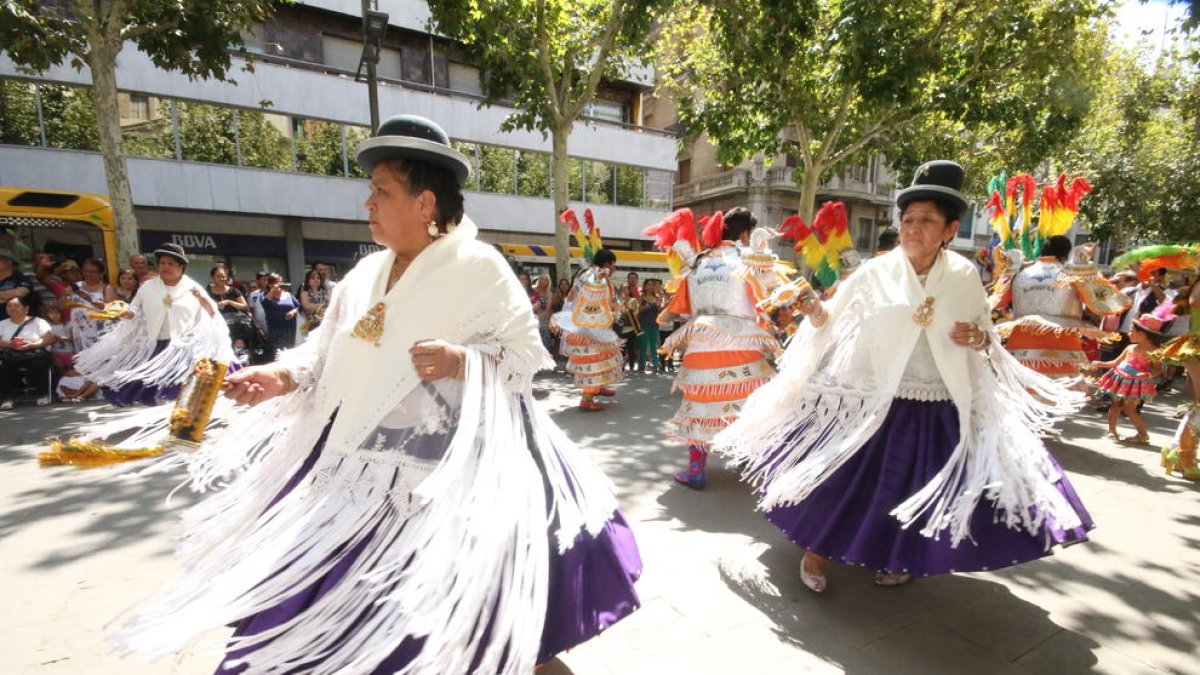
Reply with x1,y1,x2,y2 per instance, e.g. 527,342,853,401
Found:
1110,244,1200,281
778,214,824,271
701,210,725,249
584,208,602,254
644,208,699,280
561,208,598,263
812,201,851,287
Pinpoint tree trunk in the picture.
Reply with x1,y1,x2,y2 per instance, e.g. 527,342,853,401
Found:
797,161,823,224
87,39,141,267
551,123,572,282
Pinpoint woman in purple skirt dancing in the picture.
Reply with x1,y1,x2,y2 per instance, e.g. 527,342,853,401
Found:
108,115,641,674
74,243,236,406
714,161,1092,593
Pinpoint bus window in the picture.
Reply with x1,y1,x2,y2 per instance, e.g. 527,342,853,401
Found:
0,188,117,283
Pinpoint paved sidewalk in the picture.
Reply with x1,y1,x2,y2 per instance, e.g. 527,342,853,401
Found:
2,372,1198,674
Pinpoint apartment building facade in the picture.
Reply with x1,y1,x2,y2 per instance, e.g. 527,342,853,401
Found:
0,0,676,283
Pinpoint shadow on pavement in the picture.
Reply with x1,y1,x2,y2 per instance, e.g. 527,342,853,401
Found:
719,545,1102,674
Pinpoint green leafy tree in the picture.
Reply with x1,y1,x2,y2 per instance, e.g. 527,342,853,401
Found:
426,0,666,280
0,0,283,262
657,0,1107,222
0,79,40,145
297,119,348,177
1059,41,1200,243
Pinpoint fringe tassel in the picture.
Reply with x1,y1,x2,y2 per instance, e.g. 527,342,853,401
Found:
890,328,1085,545
74,314,156,386
662,321,781,357
39,438,165,468
112,348,619,675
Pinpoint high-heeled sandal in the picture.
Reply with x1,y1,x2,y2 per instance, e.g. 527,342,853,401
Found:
1127,433,1150,445
800,553,826,594
1105,432,1121,441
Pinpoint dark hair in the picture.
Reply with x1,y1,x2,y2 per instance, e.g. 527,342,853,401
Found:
304,269,323,288
1131,323,1167,347
900,197,961,225
877,229,899,251
722,206,757,242
82,257,106,274
210,263,230,278
592,248,617,267
6,294,31,309
382,158,465,231
1042,235,1072,262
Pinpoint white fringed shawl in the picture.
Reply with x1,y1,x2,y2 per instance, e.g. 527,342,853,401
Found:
101,219,622,674
713,248,1085,546
74,275,235,389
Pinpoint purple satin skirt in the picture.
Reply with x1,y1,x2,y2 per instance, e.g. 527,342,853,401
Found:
215,419,642,674
765,398,1093,576
103,340,181,406
103,340,240,407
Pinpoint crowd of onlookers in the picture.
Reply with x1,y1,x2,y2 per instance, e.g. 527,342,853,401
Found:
0,249,336,409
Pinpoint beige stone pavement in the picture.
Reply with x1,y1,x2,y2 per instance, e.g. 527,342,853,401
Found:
1,372,1198,674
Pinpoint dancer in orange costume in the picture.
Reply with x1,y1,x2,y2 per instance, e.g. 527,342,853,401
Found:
552,248,623,411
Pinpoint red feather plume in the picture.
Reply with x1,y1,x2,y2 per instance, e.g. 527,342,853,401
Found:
701,211,725,249
583,208,596,233
559,209,579,229
643,208,693,250
776,214,808,241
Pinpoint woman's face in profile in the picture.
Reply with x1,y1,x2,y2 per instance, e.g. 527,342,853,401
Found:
365,163,434,253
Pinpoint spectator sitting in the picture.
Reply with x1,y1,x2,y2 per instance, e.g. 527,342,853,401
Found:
0,252,34,321
0,296,54,408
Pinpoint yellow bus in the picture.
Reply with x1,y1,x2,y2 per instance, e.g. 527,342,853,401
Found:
499,243,673,283
0,187,118,283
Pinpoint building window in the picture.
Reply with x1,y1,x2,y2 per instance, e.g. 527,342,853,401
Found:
585,160,614,204
569,158,586,201
452,141,480,190
399,35,431,85
128,93,150,120
677,158,691,185
645,170,673,209
479,144,516,194
615,165,644,207
516,150,551,198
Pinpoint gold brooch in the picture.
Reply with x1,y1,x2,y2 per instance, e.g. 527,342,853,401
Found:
352,302,387,346
913,297,935,326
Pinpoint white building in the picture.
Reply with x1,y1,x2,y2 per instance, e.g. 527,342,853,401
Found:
0,0,676,283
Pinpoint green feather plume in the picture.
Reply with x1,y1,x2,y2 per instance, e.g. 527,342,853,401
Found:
1111,244,1198,270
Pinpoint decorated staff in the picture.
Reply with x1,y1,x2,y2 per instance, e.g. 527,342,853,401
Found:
646,206,785,489
550,210,624,411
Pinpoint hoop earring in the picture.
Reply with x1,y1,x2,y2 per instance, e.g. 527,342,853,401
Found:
427,220,439,237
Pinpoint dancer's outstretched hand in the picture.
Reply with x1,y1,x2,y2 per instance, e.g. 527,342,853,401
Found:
223,365,294,406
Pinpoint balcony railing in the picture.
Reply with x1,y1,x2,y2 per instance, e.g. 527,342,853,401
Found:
674,166,895,202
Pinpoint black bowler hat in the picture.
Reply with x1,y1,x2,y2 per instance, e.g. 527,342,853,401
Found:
355,114,472,185
153,242,188,265
896,160,969,217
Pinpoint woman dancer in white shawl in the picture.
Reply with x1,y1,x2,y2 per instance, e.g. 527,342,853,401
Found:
75,243,235,406
715,161,1092,593
107,115,641,674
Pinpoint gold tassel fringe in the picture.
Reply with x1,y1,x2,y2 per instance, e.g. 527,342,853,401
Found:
39,437,165,468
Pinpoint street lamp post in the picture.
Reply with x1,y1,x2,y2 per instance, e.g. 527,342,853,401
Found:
356,1,389,133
